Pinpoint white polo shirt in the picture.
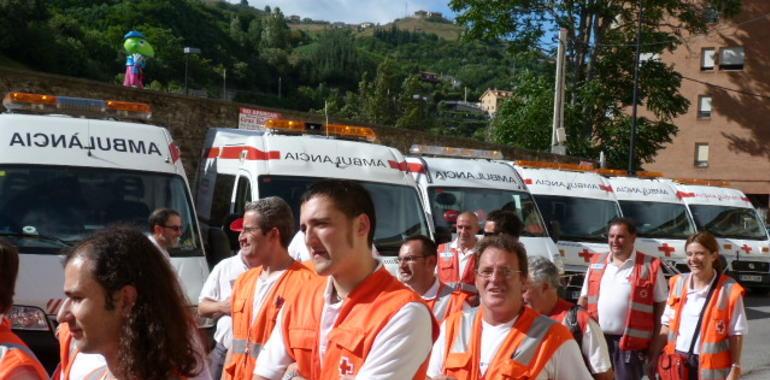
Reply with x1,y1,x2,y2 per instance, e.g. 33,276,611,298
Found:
579,251,668,335
447,238,477,278
579,316,613,374
661,273,748,354
254,267,433,379
426,312,592,379
198,253,249,348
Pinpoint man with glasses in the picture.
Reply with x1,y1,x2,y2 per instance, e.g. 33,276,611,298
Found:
222,197,316,380
437,211,481,299
427,235,591,380
483,209,523,240
398,235,468,322
147,208,184,257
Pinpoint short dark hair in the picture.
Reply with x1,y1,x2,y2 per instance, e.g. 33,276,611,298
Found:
476,235,529,278
244,196,295,248
486,209,523,238
608,217,637,235
300,180,376,246
148,208,181,229
64,226,201,379
402,235,437,257
0,238,19,313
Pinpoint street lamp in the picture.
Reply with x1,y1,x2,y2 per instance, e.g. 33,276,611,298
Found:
183,47,201,96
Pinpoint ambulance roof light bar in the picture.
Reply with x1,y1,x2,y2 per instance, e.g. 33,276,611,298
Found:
514,160,594,172
409,144,503,160
265,118,377,142
2,92,152,121
672,177,731,187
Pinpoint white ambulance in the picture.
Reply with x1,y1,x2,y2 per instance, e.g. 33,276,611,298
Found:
673,179,770,289
511,161,623,299
607,174,696,273
0,92,210,366
194,120,433,272
405,145,563,273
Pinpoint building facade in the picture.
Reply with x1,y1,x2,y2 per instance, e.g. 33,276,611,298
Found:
479,88,513,117
649,0,770,215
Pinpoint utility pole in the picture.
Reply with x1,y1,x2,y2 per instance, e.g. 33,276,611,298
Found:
222,68,227,100
183,47,201,96
551,28,567,155
628,0,643,175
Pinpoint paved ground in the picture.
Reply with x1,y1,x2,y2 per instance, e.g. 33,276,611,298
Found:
738,291,770,379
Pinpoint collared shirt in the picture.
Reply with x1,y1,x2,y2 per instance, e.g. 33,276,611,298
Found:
426,313,592,379
198,253,249,347
579,251,668,335
250,269,286,324
661,273,748,354
578,316,613,374
420,277,442,300
254,264,433,379
450,238,477,279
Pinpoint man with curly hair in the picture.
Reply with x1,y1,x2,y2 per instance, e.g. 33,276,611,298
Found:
55,226,212,380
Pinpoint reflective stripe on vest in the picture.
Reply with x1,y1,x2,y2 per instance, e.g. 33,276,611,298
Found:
701,368,731,379
449,282,478,295
512,315,558,366
0,342,38,361
449,308,479,354
231,338,262,359
432,284,458,322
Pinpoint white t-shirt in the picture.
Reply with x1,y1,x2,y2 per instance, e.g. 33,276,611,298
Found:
288,231,379,261
580,317,613,374
426,313,592,380
661,273,748,354
448,238,477,279
198,254,249,348
251,269,286,324
254,271,433,379
579,251,668,335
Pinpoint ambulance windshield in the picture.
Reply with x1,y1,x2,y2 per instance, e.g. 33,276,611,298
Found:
426,187,548,237
534,195,622,242
258,175,431,256
689,205,768,240
618,201,696,239
0,165,202,256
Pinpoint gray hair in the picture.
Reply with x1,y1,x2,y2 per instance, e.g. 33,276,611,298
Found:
527,256,561,290
244,196,295,248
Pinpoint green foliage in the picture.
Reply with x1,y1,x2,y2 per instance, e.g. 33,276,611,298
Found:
491,71,553,150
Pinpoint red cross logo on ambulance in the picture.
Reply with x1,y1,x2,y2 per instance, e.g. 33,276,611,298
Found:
339,356,355,375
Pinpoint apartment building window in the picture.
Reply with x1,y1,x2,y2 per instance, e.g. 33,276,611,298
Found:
695,143,709,167
720,47,744,70
698,96,712,118
701,48,716,71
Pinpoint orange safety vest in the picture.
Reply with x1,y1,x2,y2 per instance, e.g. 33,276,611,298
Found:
224,260,316,380
0,317,49,380
441,305,573,379
437,241,478,295
549,298,590,336
585,251,661,351
425,281,468,322
280,266,439,379
664,273,745,380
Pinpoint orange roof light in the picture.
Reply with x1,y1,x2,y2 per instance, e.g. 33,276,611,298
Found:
265,118,307,132
326,123,377,142
106,100,152,120
3,92,151,120
409,144,503,160
673,177,730,187
593,168,627,176
515,160,594,172
636,170,664,178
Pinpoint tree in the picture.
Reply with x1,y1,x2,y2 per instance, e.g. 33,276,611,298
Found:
260,7,289,49
396,75,435,130
450,0,742,168
491,70,553,151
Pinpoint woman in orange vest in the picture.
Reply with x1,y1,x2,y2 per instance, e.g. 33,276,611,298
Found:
653,231,746,380
0,238,49,380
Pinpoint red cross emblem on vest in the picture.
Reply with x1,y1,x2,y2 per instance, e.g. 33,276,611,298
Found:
339,356,354,375
638,288,649,299
578,249,593,263
658,243,675,257
716,319,726,335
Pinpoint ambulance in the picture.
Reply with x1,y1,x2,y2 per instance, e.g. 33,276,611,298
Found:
672,179,770,289
511,161,622,299
606,173,696,273
0,92,210,367
405,144,563,273
194,120,433,273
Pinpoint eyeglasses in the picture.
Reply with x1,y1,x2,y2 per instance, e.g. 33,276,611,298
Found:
240,226,260,234
476,267,521,279
396,255,428,264
162,225,184,232
483,231,499,237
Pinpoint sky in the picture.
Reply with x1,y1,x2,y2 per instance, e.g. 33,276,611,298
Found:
240,0,456,24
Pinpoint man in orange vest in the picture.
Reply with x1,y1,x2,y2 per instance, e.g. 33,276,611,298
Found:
397,235,468,322
437,211,480,299
524,256,613,380
222,196,316,380
427,235,591,379
254,180,437,379
578,218,668,380
0,239,48,379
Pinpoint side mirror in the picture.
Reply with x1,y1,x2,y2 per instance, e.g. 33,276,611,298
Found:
548,220,561,243
435,226,452,245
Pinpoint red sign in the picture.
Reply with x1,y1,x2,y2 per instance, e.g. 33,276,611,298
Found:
238,107,282,130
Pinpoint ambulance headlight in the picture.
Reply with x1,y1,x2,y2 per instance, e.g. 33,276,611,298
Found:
8,305,52,332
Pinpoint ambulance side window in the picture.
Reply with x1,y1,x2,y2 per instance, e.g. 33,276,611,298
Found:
233,176,252,215
210,174,235,227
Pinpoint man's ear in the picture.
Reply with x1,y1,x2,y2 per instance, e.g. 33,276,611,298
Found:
116,285,138,315
355,214,371,240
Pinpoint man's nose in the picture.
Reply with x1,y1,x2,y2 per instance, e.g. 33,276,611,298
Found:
57,298,72,323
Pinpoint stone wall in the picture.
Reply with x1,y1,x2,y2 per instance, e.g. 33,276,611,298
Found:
0,67,587,179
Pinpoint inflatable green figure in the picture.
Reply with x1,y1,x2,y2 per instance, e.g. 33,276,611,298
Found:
123,30,155,88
